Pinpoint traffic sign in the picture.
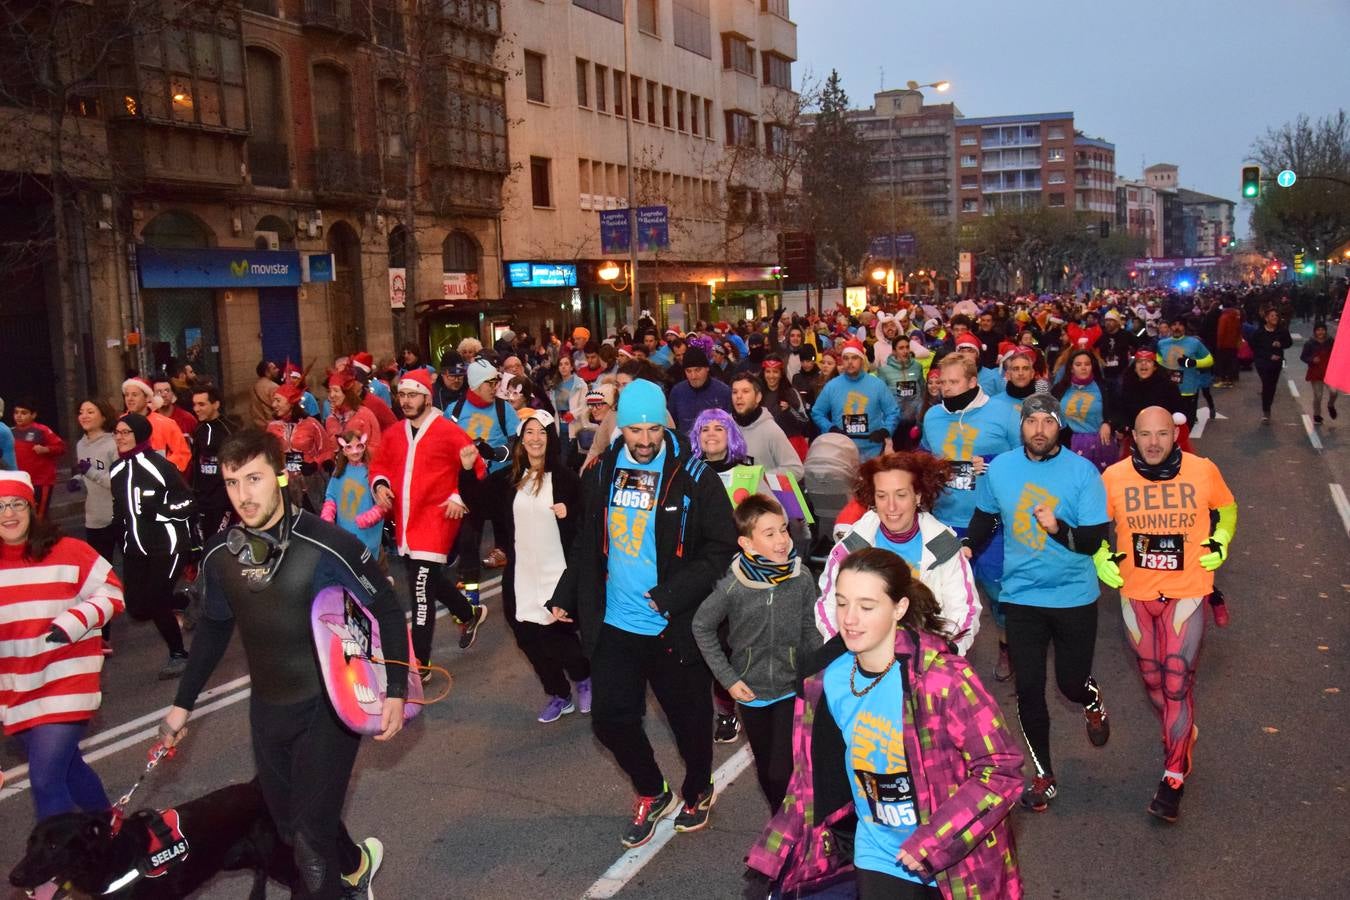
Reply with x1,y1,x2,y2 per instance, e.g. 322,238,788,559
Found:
1277,169,1297,188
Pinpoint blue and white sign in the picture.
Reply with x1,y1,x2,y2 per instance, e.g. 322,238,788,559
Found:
1277,169,1297,188
138,247,302,288
636,206,670,252
868,233,917,259
303,253,335,283
506,261,578,289
599,209,631,254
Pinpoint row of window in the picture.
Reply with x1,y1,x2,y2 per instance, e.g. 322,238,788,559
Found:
575,157,720,218
960,192,1069,214
959,147,1067,168
719,34,792,88
559,54,717,141
959,171,1068,190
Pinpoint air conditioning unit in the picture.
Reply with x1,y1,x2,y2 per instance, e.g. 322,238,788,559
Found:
254,230,281,251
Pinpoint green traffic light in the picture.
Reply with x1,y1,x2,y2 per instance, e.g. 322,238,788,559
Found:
1243,185,1258,198
1302,264,1316,275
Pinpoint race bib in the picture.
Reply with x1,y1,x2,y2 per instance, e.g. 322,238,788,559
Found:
897,381,917,400
947,460,976,491
199,459,218,475
842,413,869,436
1104,358,1119,369
612,468,658,511
1133,533,1182,571
855,769,918,828
284,450,305,473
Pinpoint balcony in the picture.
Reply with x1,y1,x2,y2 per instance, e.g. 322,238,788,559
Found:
108,123,245,195
248,141,290,188
431,167,504,215
311,147,380,201
301,0,370,39
434,0,502,36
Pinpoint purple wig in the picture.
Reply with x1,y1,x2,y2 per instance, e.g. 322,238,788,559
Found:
689,407,747,463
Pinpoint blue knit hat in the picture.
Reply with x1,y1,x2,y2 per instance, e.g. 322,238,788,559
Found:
615,379,667,428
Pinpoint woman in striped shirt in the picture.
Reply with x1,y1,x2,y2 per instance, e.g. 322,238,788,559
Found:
0,470,124,822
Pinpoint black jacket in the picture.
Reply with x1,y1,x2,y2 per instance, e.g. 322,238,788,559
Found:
1111,371,1184,432
111,449,197,557
548,429,738,663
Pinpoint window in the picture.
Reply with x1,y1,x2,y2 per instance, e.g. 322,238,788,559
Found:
246,48,288,187
646,80,657,124
1048,147,1065,162
959,134,977,146
676,91,686,130
313,63,352,149
130,28,246,130
724,110,755,148
442,231,479,274
673,0,711,57
1048,126,1064,140
613,70,624,116
960,154,977,168
594,64,607,112
962,198,979,213
575,59,589,107
762,53,791,89
378,80,405,159
722,34,754,74
765,123,788,156
1048,192,1065,208
661,86,671,127
760,0,788,15
630,74,641,120
524,51,545,103
637,0,658,34
704,99,712,138
572,0,622,22
960,176,977,190
1048,171,1066,184
690,93,700,134
373,0,405,52
530,156,552,206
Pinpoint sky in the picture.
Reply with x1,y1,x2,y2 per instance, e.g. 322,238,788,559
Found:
792,0,1349,237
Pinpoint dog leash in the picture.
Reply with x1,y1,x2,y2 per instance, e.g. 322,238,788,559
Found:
109,743,176,833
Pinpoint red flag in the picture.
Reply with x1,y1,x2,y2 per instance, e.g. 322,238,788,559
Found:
1327,287,1350,394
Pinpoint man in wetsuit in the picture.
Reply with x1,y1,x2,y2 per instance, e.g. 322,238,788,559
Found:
161,428,407,899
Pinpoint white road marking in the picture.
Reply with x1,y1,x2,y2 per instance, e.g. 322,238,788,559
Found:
583,744,756,899
1330,484,1350,541
1288,379,1301,399
0,579,502,803
1192,407,1210,439
1302,415,1324,451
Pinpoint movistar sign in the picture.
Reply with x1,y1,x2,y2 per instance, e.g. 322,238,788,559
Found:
139,247,303,288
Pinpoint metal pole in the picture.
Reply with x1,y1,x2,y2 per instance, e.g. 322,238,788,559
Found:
622,0,639,329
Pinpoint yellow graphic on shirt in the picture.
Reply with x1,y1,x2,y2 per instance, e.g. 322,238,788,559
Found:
1063,392,1093,425
941,422,979,460
1011,482,1058,551
851,710,906,775
608,507,650,557
843,391,870,416
462,411,495,442
339,479,367,521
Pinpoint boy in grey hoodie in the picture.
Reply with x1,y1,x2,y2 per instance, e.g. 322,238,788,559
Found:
692,493,822,812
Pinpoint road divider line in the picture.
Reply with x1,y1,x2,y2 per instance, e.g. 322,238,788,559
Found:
1330,484,1350,541
583,745,755,899
1191,407,1210,439
1288,379,1301,399
1302,414,1324,451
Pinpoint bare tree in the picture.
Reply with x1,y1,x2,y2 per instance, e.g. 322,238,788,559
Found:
1249,110,1350,260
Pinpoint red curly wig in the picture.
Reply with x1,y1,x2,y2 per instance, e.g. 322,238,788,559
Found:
854,451,953,512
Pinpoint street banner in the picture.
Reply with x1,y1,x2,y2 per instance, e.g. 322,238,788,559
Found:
599,209,630,254
388,268,406,309
1326,286,1350,394
869,233,917,259
637,206,670,251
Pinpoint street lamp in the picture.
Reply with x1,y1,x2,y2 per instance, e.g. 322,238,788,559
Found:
906,80,950,92
598,261,631,291
871,267,888,282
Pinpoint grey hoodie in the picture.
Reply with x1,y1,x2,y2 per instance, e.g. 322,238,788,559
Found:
691,557,822,701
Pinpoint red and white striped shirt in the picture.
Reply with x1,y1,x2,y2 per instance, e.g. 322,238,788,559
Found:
0,538,124,735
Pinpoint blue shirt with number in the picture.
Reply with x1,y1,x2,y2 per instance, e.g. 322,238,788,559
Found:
604,446,668,635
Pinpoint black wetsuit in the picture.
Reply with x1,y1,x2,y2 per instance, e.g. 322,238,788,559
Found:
175,509,407,898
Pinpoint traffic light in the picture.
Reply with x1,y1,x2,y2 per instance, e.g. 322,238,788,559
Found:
1242,166,1261,199
1302,261,1317,276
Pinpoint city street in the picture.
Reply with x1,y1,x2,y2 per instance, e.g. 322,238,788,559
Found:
3,349,1348,900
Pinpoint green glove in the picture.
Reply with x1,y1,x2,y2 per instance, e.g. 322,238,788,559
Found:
1093,540,1125,589
1199,528,1231,572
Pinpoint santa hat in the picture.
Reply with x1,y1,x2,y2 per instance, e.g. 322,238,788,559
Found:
122,376,154,399
0,470,35,505
326,369,355,391
954,333,984,352
616,345,635,360
839,339,867,358
399,369,434,397
351,351,374,374
1075,336,1091,348
997,341,1019,365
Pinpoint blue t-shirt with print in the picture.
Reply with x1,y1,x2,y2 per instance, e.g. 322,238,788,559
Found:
1059,382,1104,434
974,448,1108,608
978,366,1004,397
323,462,381,555
1156,336,1211,397
604,445,668,635
369,379,392,405
875,528,924,581
446,397,520,473
822,653,929,885
920,399,1021,530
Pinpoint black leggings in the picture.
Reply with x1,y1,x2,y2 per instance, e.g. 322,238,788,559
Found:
121,552,185,656
1003,601,1098,778
738,698,795,813
1256,363,1282,415
855,868,941,899
250,695,362,899
85,525,119,642
510,618,590,698
406,560,475,666
455,470,513,588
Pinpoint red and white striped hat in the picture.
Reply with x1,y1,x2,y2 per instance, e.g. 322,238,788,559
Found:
839,339,868,358
0,470,35,505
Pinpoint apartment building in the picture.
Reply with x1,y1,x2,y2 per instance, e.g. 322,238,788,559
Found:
499,0,798,333
844,89,961,224
1117,164,1235,261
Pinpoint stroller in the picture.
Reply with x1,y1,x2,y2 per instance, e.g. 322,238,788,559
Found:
802,434,860,572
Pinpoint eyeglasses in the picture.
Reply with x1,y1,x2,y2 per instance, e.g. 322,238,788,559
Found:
0,499,30,514
113,428,135,436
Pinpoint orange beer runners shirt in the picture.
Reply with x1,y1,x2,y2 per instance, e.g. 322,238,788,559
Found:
1101,452,1235,599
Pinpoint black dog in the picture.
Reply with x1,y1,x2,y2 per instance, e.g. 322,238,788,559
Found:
9,779,297,899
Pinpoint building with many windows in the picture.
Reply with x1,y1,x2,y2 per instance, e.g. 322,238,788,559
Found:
840,89,961,224
498,0,799,333
1116,164,1235,261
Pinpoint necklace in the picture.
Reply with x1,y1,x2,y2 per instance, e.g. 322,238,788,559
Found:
849,656,896,698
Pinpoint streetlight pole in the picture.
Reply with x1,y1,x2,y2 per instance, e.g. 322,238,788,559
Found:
621,0,639,329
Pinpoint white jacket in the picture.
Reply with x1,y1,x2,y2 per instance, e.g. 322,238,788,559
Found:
814,509,981,654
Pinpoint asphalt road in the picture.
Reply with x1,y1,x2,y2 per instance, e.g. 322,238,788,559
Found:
4,342,1349,899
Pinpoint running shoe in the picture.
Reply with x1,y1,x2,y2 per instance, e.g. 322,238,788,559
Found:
1330,399,1339,420
457,604,488,650
1147,777,1184,823
576,677,593,715
1314,414,1324,425
157,653,188,680
1020,775,1057,812
714,713,741,744
483,547,508,569
537,695,576,724
673,781,716,833
1084,677,1110,747
340,837,384,899
994,643,1014,683
621,784,677,849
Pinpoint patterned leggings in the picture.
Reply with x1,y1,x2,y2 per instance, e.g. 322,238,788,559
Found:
1121,595,1205,780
